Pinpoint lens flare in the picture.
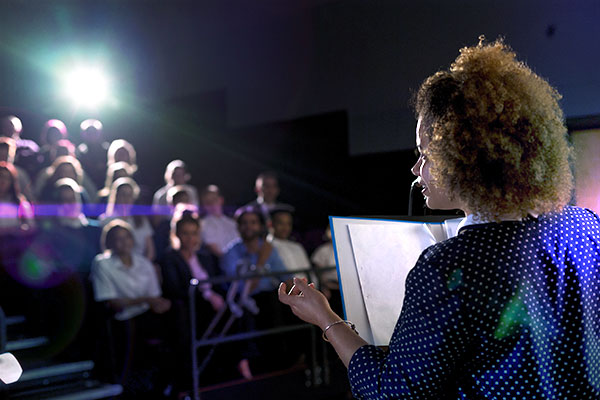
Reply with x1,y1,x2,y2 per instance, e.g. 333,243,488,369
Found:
62,66,110,108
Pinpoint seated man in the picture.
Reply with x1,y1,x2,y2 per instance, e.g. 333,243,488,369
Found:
222,206,290,301
221,205,292,373
200,184,239,257
246,171,293,226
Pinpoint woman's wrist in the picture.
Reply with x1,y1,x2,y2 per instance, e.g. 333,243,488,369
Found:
318,310,342,331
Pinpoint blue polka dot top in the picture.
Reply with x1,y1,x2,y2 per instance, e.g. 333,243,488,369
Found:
348,206,600,399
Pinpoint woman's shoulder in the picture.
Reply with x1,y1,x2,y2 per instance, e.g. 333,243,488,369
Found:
537,205,600,240
551,205,600,223
92,252,114,269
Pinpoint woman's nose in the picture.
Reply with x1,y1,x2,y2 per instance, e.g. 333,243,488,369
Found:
411,160,420,177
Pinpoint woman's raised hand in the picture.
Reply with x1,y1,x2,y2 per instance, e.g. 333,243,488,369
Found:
278,277,340,330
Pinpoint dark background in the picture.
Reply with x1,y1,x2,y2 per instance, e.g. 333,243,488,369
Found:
0,0,598,229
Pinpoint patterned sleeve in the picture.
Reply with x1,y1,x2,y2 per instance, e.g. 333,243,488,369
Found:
347,246,469,399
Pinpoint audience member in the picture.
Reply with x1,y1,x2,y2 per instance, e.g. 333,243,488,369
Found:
100,177,155,261
268,206,312,282
153,185,197,262
152,160,199,224
160,206,228,392
91,219,169,320
90,219,171,396
1,115,40,178
0,137,34,201
222,206,289,300
51,178,97,230
97,161,136,204
44,139,77,166
76,119,110,189
246,171,292,225
221,205,292,374
107,139,138,171
34,155,95,204
24,178,100,360
200,184,239,257
38,119,69,169
166,184,193,207
0,115,22,139
0,161,34,233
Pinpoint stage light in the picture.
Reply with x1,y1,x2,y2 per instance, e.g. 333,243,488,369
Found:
62,66,111,108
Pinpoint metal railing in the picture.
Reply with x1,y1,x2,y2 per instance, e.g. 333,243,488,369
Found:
0,306,6,353
187,265,337,400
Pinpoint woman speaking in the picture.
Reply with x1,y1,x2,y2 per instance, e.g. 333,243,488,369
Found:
279,38,600,399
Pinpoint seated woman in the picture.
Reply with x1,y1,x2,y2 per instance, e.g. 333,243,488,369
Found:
0,137,34,201
33,156,94,205
159,205,228,391
90,219,171,395
100,177,155,261
20,178,100,361
107,139,138,172
37,119,69,170
279,38,600,399
0,161,34,233
152,159,199,225
96,161,137,207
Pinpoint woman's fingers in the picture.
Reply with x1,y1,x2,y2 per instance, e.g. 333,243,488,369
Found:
292,277,309,291
278,282,296,306
288,283,302,296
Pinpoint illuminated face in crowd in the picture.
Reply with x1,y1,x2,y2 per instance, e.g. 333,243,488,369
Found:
55,164,78,182
110,227,134,256
57,187,81,218
257,176,279,204
46,127,63,146
272,212,293,240
114,147,131,164
172,191,191,207
177,221,201,252
411,117,462,211
116,185,135,205
171,167,187,186
238,212,262,242
201,192,223,216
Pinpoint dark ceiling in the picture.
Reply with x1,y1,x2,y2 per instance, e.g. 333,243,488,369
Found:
0,0,599,155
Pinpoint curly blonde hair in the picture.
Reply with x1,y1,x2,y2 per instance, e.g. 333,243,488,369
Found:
415,38,573,221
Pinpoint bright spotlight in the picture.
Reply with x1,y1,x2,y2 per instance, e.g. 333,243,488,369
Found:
63,66,111,108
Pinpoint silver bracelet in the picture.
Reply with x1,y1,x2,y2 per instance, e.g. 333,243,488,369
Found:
322,320,358,342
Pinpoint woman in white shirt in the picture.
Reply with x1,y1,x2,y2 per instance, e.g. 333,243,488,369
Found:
100,177,155,261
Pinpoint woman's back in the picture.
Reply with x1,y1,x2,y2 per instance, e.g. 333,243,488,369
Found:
353,206,600,399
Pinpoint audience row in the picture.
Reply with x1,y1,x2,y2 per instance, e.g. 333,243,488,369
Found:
0,114,337,397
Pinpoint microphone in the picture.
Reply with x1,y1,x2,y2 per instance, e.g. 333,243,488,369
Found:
408,179,421,216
